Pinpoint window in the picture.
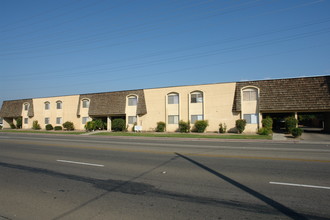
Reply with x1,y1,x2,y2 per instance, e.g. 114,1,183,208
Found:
24,118,28,124
45,102,50,110
82,99,90,108
56,101,62,109
24,103,29,111
243,88,257,101
128,116,137,124
128,96,137,106
243,114,258,124
45,117,50,125
56,117,62,125
82,117,90,124
191,115,203,124
168,93,179,104
191,92,203,103
168,115,179,124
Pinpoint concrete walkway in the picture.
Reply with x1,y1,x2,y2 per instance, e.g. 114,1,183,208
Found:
272,132,288,141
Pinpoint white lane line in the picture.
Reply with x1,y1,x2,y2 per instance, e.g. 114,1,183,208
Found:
56,160,104,167
270,182,330,190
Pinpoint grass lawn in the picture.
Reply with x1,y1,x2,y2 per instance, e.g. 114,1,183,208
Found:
93,132,272,139
0,129,85,135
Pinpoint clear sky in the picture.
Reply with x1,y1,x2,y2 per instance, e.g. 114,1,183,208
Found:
1,0,330,107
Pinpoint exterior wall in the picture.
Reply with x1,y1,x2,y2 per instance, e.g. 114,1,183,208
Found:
241,87,261,133
126,95,138,131
141,82,239,132
32,95,81,130
22,102,31,129
78,98,91,130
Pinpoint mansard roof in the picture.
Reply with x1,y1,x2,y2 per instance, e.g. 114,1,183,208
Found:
0,99,34,118
233,76,330,112
77,89,147,116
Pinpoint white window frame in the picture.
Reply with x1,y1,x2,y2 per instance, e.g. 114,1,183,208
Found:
168,93,179,104
45,117,50,125
168,115,179,124
24,103,29,111
191,92,203,103
45,102,50,110
191,115,203,124
56,101,62,110
243,114,258,124
82,99,90,108
128,116,137,124
243,88,258,101
82,117,90,124
128,96,137,106
56,117,62,125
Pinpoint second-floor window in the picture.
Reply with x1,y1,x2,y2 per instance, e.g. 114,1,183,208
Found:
168,93,179,104
45,102,50,110
128,96,137,106
24,103,29,111
82,99,90,108
191,92,203,103
56,101,62,109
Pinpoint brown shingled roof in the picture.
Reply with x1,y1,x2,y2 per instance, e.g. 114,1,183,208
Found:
77,89,147,116
234,76,330,112
0,99,34,118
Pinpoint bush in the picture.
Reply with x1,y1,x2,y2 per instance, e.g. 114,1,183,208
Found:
219,123,227,133
156,121,166,132
262,117,273,130
193,120,208,133
291,127,303,138
94,119,106,130
258,127,272,135
0,125,2,130
10,123,16,129
45,124,53,130
235,119,246,134
54,126,62,131
16,117,22,129
178,120,190,133
63,121,75,131
285,117,298,133
32,120,41,130
112,118,126,131
85,121,96,131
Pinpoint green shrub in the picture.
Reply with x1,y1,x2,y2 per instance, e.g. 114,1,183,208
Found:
262,117,273,130
219,123,227,133
193,120,209,133
291,127,303,138
16,117,22,129
258,127,272,135
235,119,246,134
45,124,53,130
32,120,41,130
10,123,16,129
178,120,190,133
0,125,2,130
94,119,106,130
54,126,62,131
156,121,166,132
85,121,96,131
285,117,297,133
112,118,126,131
63,121,75,131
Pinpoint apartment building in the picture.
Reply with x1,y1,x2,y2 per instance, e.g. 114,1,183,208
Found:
1,75,329,133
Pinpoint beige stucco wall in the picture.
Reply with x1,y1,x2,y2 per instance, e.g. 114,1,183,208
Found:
126,95,138,131
241,87,261,133
140,82,239,132
32,95,81,130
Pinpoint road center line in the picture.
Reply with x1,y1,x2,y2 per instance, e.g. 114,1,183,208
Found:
270,182,330,190
56,160,104,167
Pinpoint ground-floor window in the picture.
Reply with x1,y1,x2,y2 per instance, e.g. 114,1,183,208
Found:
56,117,62,125
191,115,203,124
243,114,258,124
24,118,28,124
82,117,90,124
45,117,50,124
168,115,179,124
128,116,137,124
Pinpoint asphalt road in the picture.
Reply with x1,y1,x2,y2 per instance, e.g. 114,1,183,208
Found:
0,133,329,220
